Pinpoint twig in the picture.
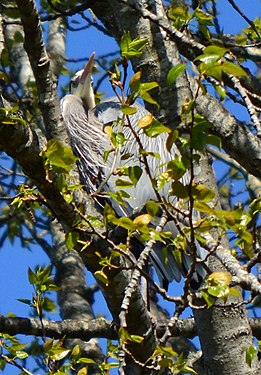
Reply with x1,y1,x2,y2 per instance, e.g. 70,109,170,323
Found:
207,146,261,199
227,0,261,40
230,75,261,136
0,354,33,375
119,213,168,328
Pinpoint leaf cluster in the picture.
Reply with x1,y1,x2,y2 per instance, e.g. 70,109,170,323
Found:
202,271,241,308
195,45,247,83
0,106,25,126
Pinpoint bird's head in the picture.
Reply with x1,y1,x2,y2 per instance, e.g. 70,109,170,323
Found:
70,52,96,110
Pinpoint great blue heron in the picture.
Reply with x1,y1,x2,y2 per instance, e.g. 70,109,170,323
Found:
61,53,207,289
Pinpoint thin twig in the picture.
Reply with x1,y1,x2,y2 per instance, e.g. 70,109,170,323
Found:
227,0,261,40
0,354,33,375
119,213,168,328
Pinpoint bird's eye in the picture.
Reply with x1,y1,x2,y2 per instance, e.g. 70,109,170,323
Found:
69,80,77,93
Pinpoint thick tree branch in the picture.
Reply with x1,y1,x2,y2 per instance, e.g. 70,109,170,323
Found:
195,94,261,180
0,121,78,229
1,314,261,341
0,315,117,341
15,0,64,140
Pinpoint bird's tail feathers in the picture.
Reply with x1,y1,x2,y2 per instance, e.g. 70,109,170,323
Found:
149,245,182,290
150,242,207,290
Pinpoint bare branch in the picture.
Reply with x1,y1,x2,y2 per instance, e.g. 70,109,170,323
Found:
227,0,261,40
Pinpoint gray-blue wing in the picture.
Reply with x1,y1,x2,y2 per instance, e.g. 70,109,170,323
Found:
61,95,207,286
95,99,208,286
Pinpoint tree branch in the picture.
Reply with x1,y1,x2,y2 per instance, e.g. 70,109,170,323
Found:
15,0,64,140
195,94,261,180
1,314,261,340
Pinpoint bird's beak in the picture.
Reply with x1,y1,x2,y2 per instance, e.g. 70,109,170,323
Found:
79,52,95,84
75,52,96,109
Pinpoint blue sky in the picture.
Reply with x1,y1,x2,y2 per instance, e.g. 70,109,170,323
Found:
0,1,260,373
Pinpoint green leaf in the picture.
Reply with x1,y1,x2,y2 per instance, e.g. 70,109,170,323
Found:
94,270,109,286
0,359,6,371
107,214,135,231
206,134,222,148
143,118,171,137
65,231,79,250
204,45,228,57
166,129,179,152
118,217,136,231
38,264,52,283
129,38,147,51
246,345,257,367
215,208,243,227
167,156,187,180
121,105,137,115
195,54,220,65
172,248,182,267
157,172,169,190
167,64,186,86
129,71,141,92
105,190,131,206
201,290,216,308
28,267,37,285
44,339,54,352
194,8,213,26
207,271,232,286
207,285,229,299
155,345,178,357
115,178,134,188
146,200,160,216
120,31,130,55
133,214,152,228
181,365,197,375
140,149,160,159
41,139,78,174
222,61,247,77
42,297,57,312
137,113,153,128
140,90,159,107
192,183,216,202
121,31,147,58
77,358,96,364
140,82,159,91
83,215,104,228
71,344,81,359
129,335,144,343
15,350,28,359
48,347,71,361
128,166,142,186
213,84,226,100
118,327,144,343
167,1,190,28
204,64,224,81
170,181,189,199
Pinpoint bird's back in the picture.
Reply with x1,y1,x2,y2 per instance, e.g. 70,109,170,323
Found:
61,95,207,287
